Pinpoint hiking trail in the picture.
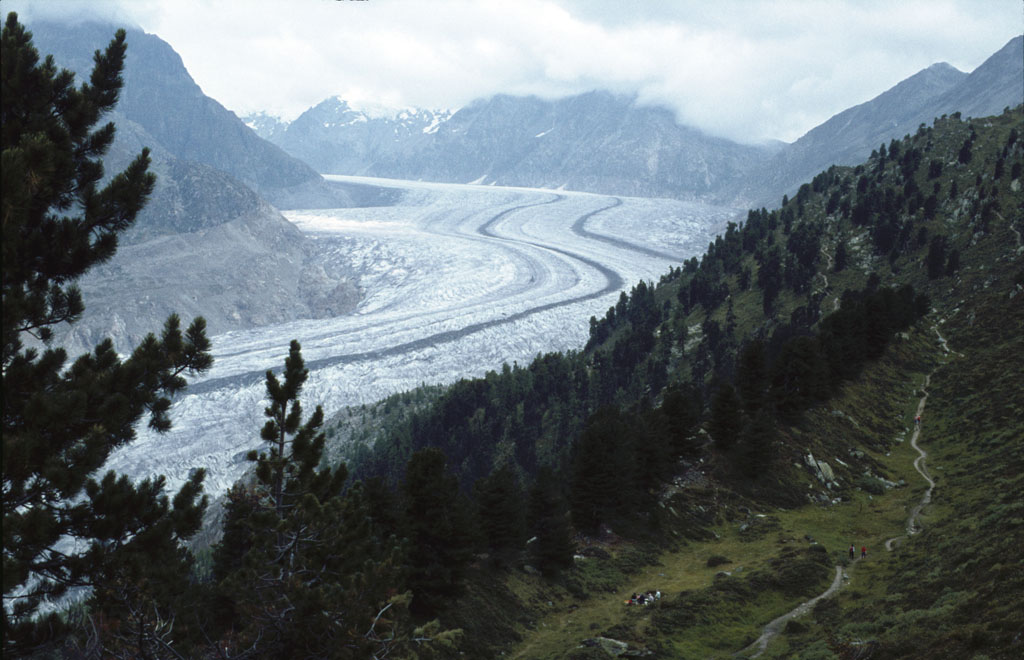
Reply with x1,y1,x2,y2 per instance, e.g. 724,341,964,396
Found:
737,566,843,658
817,246,841,311
740,327,954,657
885,373,935,551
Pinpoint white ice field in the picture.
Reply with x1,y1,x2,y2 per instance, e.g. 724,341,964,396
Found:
105,176,742,496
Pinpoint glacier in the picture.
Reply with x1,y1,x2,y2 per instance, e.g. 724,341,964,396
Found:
103,176,741,496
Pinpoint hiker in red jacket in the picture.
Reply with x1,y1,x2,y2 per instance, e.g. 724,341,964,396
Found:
861,546,867,558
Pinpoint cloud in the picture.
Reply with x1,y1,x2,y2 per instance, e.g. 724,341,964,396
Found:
6,0,1020,143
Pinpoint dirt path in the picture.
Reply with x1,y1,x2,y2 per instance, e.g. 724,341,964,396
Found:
886,374,935,550
742,357,944,656
737,566,844,658
932,324,964,358
817,246,840,311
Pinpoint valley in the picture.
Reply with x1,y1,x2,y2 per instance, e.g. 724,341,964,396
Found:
5,10,1021,657
103,176,740,495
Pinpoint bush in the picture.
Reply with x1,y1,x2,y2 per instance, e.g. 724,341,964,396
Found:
706,554,733,568
795,640,840,659
738,515,781,541
784,619,809,634
857,475,885,495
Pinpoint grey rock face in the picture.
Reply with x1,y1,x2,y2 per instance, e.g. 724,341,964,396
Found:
23,19,366,353
58,203,361,356
929,36,1024,122
749,35,1024,205
256,98,452,176
263,91,774,204
26,20,352,208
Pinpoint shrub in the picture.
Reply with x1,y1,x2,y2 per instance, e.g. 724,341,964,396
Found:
707,554,733,568
857,475,885,495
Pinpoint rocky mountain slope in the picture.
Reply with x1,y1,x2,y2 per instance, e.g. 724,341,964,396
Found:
332,106,1024,658
752,35,1024,204
26,20,356,209
256,91,775,203
247,97,452,176
260,36,1023,209
23,20,366,354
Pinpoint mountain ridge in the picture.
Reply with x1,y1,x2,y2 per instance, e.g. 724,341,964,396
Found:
754,35,1024,203
22,19,367,353
259,90,773,203
255,35,1023,207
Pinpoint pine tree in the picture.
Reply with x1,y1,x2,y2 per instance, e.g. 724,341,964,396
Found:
735,340,769,416
402,448,474,615
527,468,575,576
834,239,848,272
660,383,703,457
213,341,439,658
475,464,526,563
736,410,777,479
2,14,212,653
708,383,743,451
927,235,948,278
570,407,635,533
771,336,828,422
215,340,385,657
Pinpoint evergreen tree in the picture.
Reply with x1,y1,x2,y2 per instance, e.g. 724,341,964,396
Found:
927,235,948,278
475,463,526,563
403,448,474,615
770,336,829,422
735,410,777,479
215,341,403,658
628,402,672,493
708,383,743,451
756,245,784,314
527,468,576,576
834,239,848,272
958,138,973,164
570,407,634,534
2,15,212,653
660,383,703,457
735,340,769,416
945,248,960,277
211,483,259,583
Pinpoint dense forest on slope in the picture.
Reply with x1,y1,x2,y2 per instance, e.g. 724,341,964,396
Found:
320,106,1023,657
341,108,1020,498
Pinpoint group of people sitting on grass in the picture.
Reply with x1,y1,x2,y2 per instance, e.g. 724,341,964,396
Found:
626,590,661,606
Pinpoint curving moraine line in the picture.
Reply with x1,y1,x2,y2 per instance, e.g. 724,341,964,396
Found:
208,195,572,365
188,195,630,396
569,197,686,262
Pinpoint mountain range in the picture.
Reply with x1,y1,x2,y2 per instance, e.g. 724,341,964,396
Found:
251,93,774,202
22,17,1022,354
249,35,1023,206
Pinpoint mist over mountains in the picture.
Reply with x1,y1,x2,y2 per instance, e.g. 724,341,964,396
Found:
250,35,1023,206
21,16,1022,356
250,92,774,202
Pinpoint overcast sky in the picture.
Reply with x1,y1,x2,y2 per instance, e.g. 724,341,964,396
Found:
7,0,1022,143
